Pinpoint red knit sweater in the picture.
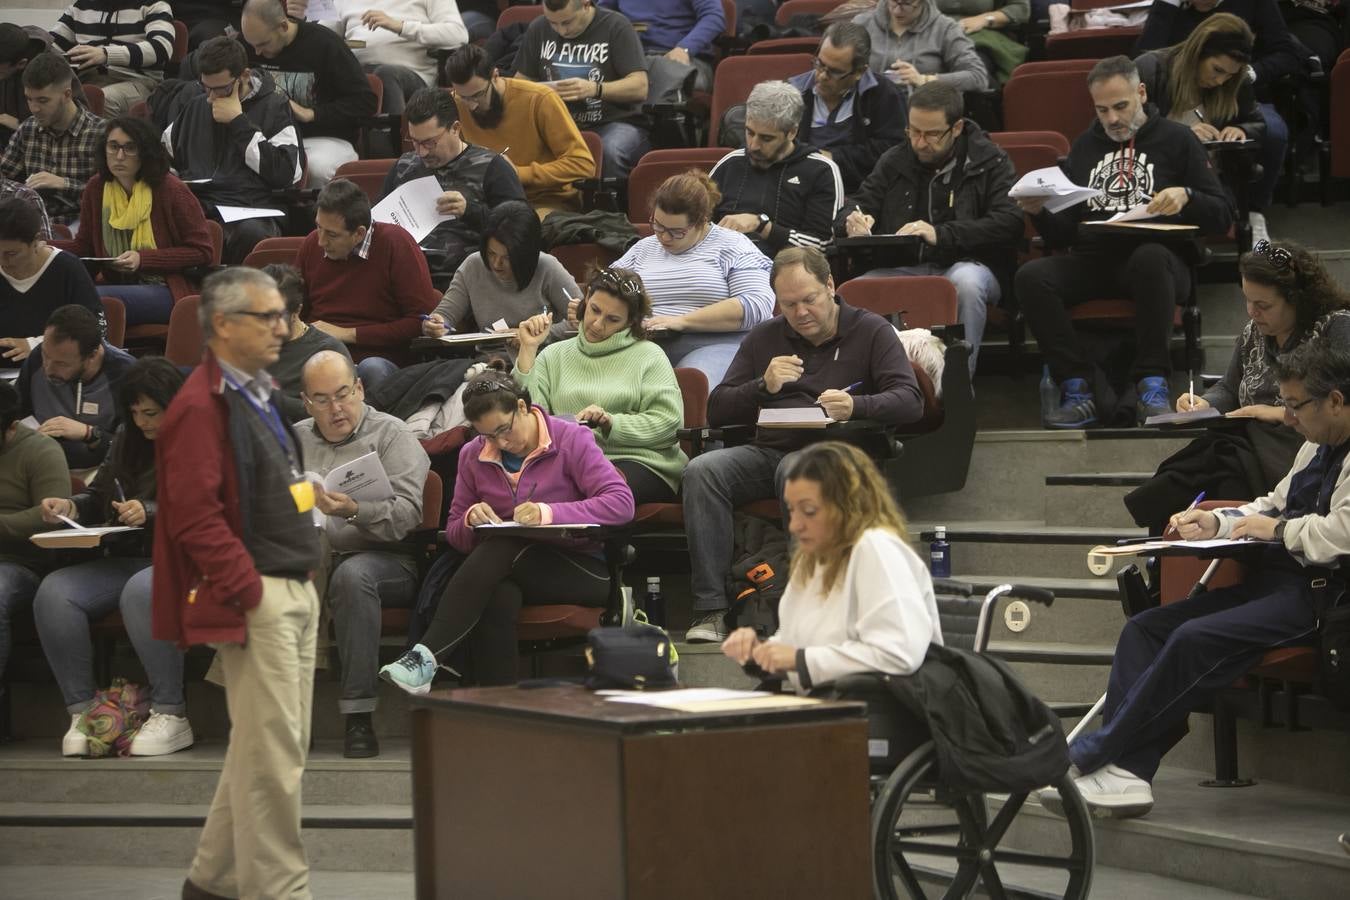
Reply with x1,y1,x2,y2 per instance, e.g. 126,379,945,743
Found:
296,222,440,364
55,173,214,306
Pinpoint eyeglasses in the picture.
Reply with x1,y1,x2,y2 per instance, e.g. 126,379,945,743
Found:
591,267,644,296
105,140,139,157
199,78,237,99
230,309,288,327
905,124,956,145
476,407,517,443
410,128,448,152
649,217,691,240
1281,395,1322,414
1253,239,1294,272
813,57,860,81
304,384,358,410
454,83,493,107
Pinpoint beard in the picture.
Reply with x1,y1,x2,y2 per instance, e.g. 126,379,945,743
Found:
470,86,505,129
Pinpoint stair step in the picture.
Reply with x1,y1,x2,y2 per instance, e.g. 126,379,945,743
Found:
0,801,411,829
1046,471,1152,487
912,521,1147,545
954,573,1120,601
1,866,414,900
987,641,1114,666
1008,766,1350,899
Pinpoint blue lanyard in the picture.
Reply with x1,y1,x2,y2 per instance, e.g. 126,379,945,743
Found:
220,371,298,474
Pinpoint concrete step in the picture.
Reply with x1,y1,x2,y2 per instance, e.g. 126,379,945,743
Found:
0,739,413,806
1044,472,1151,529
0,802,413,872
3,866,414,900
1006,766,1350,899
909,520,1146,580
973,585,1125,649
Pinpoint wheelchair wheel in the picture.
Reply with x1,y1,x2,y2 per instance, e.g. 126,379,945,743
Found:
871,742,1094,900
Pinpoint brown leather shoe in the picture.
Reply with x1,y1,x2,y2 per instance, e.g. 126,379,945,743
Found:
182,879,232,900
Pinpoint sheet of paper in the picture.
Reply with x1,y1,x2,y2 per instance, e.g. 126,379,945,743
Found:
1143,407,1223,427
305,0,340,20
32,525,141,549
602,688,778,706
1084,221,1198,232
17,415,38,430
216,206,286,224
56,514,83,530
0,369,20,383
758,407,833,429
79,257,120,262
472,523,600,531
371,175,454,242
1008,166,1103,213
323,450,394,503
1090,537,1276,556
1106,204,1159,223
434,330,513,345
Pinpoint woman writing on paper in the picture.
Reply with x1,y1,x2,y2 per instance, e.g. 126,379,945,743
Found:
32,357,193,757
1126,240,1350,536
421,201,578,346
721,441,943,694
379,371,634,690
513,267,686,505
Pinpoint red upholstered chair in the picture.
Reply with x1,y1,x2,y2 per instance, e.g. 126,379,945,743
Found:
625,147,729,222
124,220,225,347
82,84,105,117
1010,59,1099,78
496,3,545,30
838,274,957,330
631,367,709,532
164,295,204,367
747,36,822,56
1326,50,1350,202
1045,26,1143,61
242,236,306,270
100,296,127,348
548,243,621,288
380,471,445,636
1002,70,1096,145
334,158,397,202
775,0,849,25
707,54,816,146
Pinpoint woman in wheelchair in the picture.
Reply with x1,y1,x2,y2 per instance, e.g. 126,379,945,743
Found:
720,441,942,692
379,371,635,690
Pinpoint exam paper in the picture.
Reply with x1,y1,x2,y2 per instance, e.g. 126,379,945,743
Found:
372,175,454,242
601,688,774,706
321,451,394,503
758,407,833,428
217,206,286,224
1106,204,1159,223
305,0,339,20
1008,167,1103,213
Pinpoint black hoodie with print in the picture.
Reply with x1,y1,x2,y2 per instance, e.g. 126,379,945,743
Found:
709,142,844,256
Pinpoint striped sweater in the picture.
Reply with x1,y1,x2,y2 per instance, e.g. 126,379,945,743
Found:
612,225,774,329
515,329,688,492
51,1,175,79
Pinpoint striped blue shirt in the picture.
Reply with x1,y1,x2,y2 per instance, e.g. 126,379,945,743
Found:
613,225,774,330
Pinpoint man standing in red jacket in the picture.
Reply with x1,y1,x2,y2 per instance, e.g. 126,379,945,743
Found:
152,267,322,900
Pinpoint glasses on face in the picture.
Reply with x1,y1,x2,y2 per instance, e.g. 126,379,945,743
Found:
1253,239,1294,272
230,309,287,327
905,124,955,145
105,140,139,158
477,407,517,443
649,217,691,240
1281,395,1322,414
813,57,859,81
304,384,358,410
200,78,237,99
454,83,492,107
410,128,448,152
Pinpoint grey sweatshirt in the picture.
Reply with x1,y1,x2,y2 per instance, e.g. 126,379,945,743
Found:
855,0,989,92
431,251,580,342
295,405,430,551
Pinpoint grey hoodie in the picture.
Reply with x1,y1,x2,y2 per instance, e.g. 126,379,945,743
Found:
854,0,989,93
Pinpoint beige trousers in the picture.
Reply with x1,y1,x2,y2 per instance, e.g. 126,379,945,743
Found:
188,575,320,900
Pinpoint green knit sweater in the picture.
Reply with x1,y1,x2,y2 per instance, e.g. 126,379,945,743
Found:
0,425,71,569
515,329,687,492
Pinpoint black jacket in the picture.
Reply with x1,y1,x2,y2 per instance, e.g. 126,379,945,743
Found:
1031,109,1233,250
788,69,909,194
1136,0,1305,92
833,120,1023,279
163,69,302,208
1135,50,1266,141
247,20,378,144
710,142,844,255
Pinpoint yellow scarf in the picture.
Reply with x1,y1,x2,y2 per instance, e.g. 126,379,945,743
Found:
101,180,157,257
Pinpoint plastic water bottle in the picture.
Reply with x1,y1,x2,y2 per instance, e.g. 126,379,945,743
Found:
1039,365,1059,424
644,576,666,628
930,526,952,578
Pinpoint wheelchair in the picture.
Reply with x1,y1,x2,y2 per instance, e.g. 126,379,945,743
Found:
825,581,1096,900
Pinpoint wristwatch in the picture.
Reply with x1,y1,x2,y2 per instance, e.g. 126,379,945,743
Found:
1274,519,1287,542
758,213,771,236
346,503,360,525
985,14,995,26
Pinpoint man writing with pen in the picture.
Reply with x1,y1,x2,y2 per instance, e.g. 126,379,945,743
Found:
680,246,925,643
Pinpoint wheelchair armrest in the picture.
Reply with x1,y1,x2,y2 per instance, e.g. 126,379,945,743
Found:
705,423,756,447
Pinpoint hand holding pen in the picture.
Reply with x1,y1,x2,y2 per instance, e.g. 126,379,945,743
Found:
1165,490,1211,540
513,483,541,525
815,381,862,423
110,478,147,527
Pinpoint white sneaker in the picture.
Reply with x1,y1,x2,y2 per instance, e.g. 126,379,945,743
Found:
62,714,87,757
1249,211,1270,246
685,609,729,643
1072,764,1154,818
129,712,194,756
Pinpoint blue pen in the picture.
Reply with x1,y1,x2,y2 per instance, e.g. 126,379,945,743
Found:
114,478,126,503
1166,490,1207,537
843,381,864,394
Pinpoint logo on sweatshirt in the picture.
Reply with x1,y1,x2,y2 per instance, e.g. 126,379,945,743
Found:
1086,148,1155,213
787,176,801,185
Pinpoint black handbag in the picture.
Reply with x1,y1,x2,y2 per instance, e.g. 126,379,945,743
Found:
1317,586,1350,711
584,621,678,691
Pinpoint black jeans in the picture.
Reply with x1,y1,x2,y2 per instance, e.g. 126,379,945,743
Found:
1016,242,1191,384
614,459,677,505
222,216,281,266
420,537,610,685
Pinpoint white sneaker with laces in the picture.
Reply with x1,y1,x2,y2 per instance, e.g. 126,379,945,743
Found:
1072,764,1154,817
1249,211,1270,246
685,609,729,644
130,712,195,756
62,714,87,757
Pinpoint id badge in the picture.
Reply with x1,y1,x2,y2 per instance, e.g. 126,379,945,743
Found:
290,479,315,513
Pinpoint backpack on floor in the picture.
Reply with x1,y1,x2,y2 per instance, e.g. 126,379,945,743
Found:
724,514,790,638
78,678,151,758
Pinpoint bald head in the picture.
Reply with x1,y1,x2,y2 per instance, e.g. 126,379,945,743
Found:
242,0,288,27
241,0,293,58
301,350,364,442
301,350,357,391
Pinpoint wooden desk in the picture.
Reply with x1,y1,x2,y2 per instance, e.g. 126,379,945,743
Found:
410,686,872,899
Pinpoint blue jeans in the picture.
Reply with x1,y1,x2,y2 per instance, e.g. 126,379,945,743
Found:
327,551,419,713
97,283,174,327
34,559,185,715
656,332,745,390
1255,103,1288,211
356,356,400,392
0,562,41,686
862,260,1001,376
462,10,495,42
682,445,793,611
592,120,651,180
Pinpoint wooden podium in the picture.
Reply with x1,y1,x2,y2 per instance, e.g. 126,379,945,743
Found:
409,686,872,899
